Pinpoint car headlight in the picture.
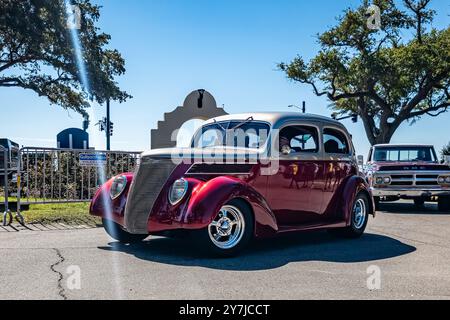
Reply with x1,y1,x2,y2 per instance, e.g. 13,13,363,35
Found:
168,178,188,205
110,175,127,200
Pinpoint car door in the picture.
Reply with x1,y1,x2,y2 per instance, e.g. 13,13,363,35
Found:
321,126,355,218
267,123,324,225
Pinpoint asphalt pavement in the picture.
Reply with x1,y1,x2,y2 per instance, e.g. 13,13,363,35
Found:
1,201,449,299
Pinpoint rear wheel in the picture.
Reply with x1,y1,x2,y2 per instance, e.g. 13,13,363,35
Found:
196,199,254,257
102,218,148,243
438,197,450,212
329,192,369,238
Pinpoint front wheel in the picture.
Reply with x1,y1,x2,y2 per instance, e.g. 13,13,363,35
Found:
414,198,425,207
102,218,148,243
438,197,450,212
196,199,254,257
329,192,369,238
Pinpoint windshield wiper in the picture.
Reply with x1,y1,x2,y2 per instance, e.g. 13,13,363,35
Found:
229,116,254,130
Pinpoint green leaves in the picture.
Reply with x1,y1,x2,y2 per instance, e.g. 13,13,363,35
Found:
279,0,450,145
0,0,131,118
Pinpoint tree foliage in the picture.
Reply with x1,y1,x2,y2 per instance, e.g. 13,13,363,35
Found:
279,0,450,145
0,0,131,117
442,142,450,162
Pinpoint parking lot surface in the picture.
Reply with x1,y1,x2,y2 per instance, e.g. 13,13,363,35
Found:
1,201,450,299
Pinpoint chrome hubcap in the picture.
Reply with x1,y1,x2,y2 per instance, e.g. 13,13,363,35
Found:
208,205,245,249
353,198,366,229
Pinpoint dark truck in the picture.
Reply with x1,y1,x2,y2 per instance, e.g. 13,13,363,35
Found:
364,144,450,212
0,139,19,176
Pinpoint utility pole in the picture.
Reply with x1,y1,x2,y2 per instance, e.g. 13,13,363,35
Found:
106,98,111,151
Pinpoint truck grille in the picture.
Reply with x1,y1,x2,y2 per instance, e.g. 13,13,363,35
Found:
389,173,439,187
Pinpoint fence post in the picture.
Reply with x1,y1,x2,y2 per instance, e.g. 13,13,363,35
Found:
16,148,24,225
1,146,12,226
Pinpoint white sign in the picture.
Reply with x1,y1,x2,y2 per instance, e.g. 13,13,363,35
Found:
79,153,107,167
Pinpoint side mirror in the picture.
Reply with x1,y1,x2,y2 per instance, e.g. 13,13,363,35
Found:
357,155,364,166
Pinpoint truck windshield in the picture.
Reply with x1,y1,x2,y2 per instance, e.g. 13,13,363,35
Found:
373,146,437,162
192,121,270,149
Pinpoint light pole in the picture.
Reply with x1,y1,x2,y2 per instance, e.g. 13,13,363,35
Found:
288,101,306,113
106,98,111,151
96,98,113,151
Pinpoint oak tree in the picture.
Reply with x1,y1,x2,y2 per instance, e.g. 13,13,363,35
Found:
279,0,449,145
0,0,130,118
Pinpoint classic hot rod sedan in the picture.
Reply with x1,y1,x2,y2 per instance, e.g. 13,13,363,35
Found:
91,112,375,256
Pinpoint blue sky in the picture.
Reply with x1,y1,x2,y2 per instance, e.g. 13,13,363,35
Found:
1,0,449,158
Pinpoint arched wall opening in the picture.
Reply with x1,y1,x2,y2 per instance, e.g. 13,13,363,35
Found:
176,118,205,147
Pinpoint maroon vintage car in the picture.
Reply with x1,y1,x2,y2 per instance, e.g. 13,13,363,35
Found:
364,144,450,211
90,112,375,256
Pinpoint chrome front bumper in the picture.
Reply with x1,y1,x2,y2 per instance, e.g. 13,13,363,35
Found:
371,187,450,197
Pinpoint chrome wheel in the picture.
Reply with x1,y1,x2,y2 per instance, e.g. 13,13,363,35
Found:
352,198,367,229
208,205,245,249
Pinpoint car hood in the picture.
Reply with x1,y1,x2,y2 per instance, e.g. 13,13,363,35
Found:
141,147,264,161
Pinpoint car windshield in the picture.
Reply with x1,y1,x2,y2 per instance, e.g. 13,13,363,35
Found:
192,120,270,149
373,146,437,162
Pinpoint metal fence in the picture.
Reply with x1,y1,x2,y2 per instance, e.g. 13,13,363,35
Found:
1,145,12,225
14,147,141,216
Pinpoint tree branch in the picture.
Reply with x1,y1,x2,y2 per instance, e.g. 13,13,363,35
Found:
410,102,450,118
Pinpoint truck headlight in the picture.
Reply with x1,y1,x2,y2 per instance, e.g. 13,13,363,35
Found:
110,175,127,200
438,176,445,184
446,176,450,183
168,178,188,205
375,176,390,185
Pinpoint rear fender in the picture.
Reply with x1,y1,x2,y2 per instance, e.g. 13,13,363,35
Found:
341,175,375,225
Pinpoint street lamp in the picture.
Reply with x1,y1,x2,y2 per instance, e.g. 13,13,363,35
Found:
288,101,306,113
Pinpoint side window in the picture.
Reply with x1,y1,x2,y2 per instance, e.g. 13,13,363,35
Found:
323,128,349,154
279,125,319,154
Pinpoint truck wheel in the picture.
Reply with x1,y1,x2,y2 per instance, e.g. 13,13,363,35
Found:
196,199,254,257
102,218,148,243
374,196,380,211
438,197,450,212
414,198,425,207
329,192,369,238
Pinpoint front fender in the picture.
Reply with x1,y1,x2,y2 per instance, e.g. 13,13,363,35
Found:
341,175,375,225
89,173,134,227
183,176,278,237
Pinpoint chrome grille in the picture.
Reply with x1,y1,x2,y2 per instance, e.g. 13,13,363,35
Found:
124,157,176,234
387,173,439,187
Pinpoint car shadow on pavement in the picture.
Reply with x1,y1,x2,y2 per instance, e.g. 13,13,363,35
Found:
379,202,450,215
98,231,416,271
